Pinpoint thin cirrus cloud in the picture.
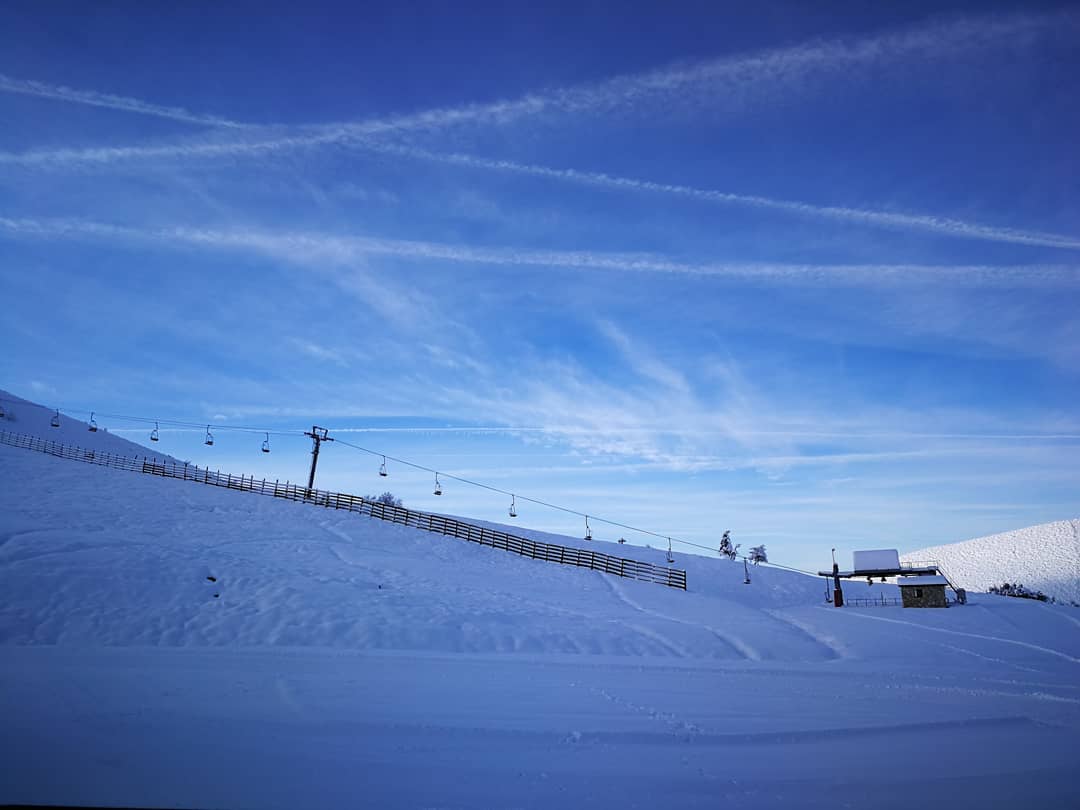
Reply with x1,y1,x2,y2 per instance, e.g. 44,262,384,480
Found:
0,73,245,129
354,143,1080,251
1,17,1078,252
1,216,1077,289
0,10,1071,159
5,131,1079,251
423,355,1079,473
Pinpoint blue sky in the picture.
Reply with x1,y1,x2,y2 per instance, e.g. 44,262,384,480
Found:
1,1,1078,571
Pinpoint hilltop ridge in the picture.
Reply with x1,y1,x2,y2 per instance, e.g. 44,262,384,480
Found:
903,520,1080,604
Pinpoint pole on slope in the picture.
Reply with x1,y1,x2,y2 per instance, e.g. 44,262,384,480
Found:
832,548,844,608
304,426,334,494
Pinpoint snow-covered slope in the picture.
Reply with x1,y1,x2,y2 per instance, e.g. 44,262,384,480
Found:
0,432,866,658
0,388,181,462
903,520,1080,604
2,411,1080,810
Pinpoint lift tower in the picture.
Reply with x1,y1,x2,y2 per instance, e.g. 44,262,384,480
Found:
304,426,333,493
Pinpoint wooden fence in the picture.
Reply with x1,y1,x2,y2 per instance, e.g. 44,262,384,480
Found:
0,429,687,590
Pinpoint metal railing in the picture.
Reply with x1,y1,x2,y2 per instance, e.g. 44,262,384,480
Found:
900,559,959,592
846,596,903,607
0,429,687,590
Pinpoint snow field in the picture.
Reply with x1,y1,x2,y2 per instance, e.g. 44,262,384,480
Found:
2,403,1080,809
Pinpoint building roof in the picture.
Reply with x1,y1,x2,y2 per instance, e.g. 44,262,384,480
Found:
817,566,939,578
897,575,948,587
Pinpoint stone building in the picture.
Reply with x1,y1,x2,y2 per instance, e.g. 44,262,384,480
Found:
897,575,948,608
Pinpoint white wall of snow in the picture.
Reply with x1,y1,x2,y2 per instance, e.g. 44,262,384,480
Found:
902,520,1080,603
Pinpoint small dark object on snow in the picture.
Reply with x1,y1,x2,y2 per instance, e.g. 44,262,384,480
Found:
989,582,1048,602
206,575,217,582
213,593,220,598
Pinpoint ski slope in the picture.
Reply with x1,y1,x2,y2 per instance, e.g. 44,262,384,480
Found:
904,520,1080,604
2,401,1080,809
0,389,182,460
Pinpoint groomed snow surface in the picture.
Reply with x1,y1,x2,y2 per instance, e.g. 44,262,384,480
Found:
904,520,1080,604
2,403,1080,808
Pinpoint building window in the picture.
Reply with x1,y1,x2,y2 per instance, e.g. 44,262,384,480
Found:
915,588,923,598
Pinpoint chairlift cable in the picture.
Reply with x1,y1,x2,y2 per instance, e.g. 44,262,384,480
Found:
38,404,819,578
51,407,305,436
334,437,722,553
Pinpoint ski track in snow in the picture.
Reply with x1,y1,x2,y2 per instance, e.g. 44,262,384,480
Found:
834,608,1080,664
589,684,704,741
927,640,1051,675
307,511,696,658
615,619,695,659
762,609,848,660
1038,601,1080,630
602,571,762,660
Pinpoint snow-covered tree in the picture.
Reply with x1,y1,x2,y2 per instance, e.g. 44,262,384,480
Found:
365,491,403,508
989,582,1048,602
749,545,768,565
718,530,740,560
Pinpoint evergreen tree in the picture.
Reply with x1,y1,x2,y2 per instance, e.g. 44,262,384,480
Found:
718,530,740,560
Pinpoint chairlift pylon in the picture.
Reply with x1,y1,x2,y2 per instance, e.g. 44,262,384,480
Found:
433,473,442,496
508,495,517,518
50,409,60,428
88,412,98,432
150,422,159,442
262,432,270,453
204,425,214,446
379,456,388,477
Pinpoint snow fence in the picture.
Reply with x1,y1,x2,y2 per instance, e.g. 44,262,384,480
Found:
0,429,688,590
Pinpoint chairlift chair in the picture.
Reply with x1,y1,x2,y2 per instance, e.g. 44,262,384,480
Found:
433,473,442,496
379,456,388,477
88,412,98,432
150,422,159,442
262,432,270,453
584,516,592,542
508,495,517,518
204,425,214,446
0,403,5,419
666,537,674,564
51,409,60,428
